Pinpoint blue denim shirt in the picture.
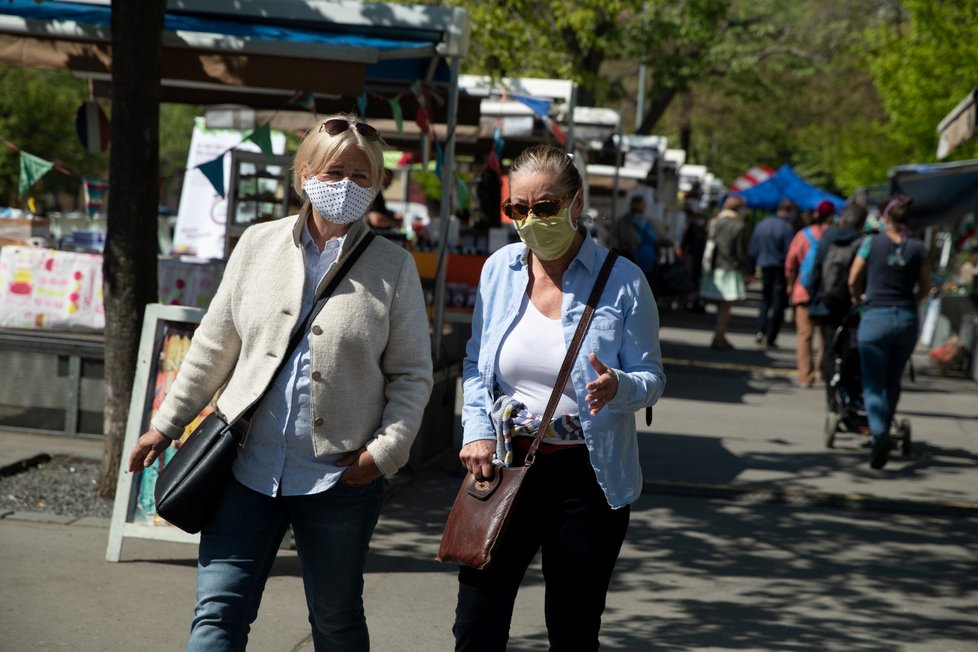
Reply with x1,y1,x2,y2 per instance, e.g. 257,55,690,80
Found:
748,214,795,268
232,227,346,497
462,233,666,508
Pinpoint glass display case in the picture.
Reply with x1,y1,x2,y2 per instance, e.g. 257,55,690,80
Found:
225,150,299,255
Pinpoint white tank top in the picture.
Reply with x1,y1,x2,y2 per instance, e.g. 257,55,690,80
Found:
495,294,579,417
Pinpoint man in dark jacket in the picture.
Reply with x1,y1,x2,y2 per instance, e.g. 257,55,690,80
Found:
748,199,797,347
806,203,868,399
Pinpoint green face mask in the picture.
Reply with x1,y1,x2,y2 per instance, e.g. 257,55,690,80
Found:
514,196,578,261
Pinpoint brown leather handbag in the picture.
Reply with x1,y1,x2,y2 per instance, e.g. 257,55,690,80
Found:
436,251,619,569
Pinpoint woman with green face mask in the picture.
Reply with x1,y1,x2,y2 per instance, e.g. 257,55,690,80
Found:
452,144,667,650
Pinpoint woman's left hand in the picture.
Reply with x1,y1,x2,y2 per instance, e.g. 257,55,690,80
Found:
585,352,618,415
337,447,381,486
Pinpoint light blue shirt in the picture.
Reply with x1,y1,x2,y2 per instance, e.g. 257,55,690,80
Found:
232,227,346,497
462,232,666,508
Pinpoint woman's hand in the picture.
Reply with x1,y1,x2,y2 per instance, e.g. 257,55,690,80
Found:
459,440,496,480
337,447,382,486
128,429,173,473
585,352,618,415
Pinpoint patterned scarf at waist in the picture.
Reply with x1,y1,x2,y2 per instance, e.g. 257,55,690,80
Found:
490,395,584,468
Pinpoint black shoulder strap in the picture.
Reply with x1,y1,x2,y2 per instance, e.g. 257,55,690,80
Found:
238,231,375,429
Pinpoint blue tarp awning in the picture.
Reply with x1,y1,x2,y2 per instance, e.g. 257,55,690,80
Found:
738,164,845,212
889,159,978,228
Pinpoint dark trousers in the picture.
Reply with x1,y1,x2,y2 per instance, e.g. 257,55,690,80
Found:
453,446,630,652
757,266,788,344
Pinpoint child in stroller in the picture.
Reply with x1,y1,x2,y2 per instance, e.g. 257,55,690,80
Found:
823,308,912,455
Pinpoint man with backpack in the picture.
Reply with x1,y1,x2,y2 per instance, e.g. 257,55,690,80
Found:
786,200,835,387
807,203,869,395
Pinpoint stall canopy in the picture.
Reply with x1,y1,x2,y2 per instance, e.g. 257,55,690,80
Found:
737,164,844,212
889,158,978,229
936,88,977,160
0,0,468,111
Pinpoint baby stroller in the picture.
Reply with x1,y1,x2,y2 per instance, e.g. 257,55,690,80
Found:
823,307,912,455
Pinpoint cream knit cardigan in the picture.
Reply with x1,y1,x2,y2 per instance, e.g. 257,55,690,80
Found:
150,215,433,477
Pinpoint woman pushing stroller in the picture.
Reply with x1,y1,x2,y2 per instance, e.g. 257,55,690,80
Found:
847,195,930,469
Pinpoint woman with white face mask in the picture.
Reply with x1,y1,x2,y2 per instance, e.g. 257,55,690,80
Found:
453,144,666,650
128,113,433,650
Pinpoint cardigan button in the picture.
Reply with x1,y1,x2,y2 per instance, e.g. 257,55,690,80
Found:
312,325,323,335
314,417,324,427
311,371,322,381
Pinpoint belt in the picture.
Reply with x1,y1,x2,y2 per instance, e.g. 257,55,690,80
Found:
513,437,585,455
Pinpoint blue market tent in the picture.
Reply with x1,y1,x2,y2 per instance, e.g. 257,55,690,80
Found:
889,158,978,229
738,164,845,212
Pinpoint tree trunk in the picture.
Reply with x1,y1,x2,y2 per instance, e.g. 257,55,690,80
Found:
97,1,165,497
636,85,678,135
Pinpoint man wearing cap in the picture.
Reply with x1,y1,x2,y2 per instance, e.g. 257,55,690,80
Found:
785,200,836,387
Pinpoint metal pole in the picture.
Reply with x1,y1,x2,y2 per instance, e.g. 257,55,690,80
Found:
432,56,461,366
636,62,646,131
611,120,623,220
567,83,577,152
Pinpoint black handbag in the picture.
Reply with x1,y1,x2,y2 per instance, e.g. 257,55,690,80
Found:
436,251,618,568
154,231,376,534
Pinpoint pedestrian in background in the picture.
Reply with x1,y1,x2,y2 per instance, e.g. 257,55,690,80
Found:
806,202,868,396
128,114,434,650
848,195,930,469
748,198,797,348
454,144,666,651
700,194,753,350
786,199,834,386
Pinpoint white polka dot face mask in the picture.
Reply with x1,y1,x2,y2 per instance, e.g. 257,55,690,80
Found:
303,177,377,225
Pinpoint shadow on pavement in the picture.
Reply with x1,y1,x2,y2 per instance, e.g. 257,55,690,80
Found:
608,495,978,651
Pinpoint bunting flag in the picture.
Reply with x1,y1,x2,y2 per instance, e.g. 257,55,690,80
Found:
287,90,317,113
74,100,111,154
543,116,568,147
357,92,368,118
455,176,470,210
83,177,109,218
245,123,275,161
197,155,225,197
19,151,54,197
511,94,552,119
434,141,444,180
493,126,505,160
388,97,404,136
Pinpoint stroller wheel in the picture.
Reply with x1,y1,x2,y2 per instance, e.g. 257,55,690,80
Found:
824,412,838,448
899,419,912,456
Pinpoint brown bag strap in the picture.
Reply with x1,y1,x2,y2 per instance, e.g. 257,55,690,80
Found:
524,250,619,466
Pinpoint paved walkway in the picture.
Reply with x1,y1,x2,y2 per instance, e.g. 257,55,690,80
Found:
2,301,976,651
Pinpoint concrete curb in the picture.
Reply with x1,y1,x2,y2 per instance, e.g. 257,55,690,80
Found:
643,479,978,518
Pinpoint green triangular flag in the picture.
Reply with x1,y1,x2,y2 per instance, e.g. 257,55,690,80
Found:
19,151,54,198
246,123,275,161
198,155,225,197
388,97,404,136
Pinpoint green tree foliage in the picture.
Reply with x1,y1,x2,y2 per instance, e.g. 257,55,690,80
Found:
842,0,978,185
0,67,106,208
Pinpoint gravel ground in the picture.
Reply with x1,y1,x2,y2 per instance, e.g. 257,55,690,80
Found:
0,455,113,519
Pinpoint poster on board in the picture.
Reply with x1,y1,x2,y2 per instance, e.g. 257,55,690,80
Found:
171,117,286,260
106,304,214,561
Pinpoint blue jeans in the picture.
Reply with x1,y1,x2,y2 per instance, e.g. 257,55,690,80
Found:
188,477,386,651
857,306,918,438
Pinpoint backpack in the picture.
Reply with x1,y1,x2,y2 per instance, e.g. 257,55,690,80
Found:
798,227,820,288
820,238,861,310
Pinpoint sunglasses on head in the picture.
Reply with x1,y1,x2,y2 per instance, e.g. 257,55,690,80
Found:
319,119,379,141
502,196,569,220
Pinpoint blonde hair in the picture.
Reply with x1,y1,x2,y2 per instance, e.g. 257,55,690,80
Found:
291,113,386,196
722,194,746,212
508,144,582,198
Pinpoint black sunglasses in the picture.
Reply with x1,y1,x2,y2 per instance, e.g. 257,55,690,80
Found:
319,119,379,141
501,196,569,220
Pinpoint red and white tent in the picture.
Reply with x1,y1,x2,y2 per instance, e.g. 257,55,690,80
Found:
729,166,775,191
